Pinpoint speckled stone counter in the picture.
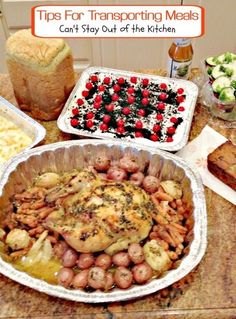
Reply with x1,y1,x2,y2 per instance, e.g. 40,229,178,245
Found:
0,71,235,319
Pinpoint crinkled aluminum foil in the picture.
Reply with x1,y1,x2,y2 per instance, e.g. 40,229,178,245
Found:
0,139,207,303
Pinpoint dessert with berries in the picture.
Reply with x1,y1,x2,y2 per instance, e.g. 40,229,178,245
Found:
59,68,198,150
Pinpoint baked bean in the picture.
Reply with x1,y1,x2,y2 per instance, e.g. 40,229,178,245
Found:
46,235,57,244
119,157,139,173
114,267,133,289
149,231,158,240
104,272,114,291
77,253,95,269
167,251,178,260
128,243,144,264
142,176,160,193
155,238,169,251
0,228,6,241
170,201,177,209
88,267,106,289
57,267,74,288
129,172,144,186
176,199,182,207
72,270,89,289
176,244,184,255
95,253,112,270
154,192,173,202
112,252,131,267
28,225,45,237
132,263,152,284
107,167,127,181
153,214,168,225
94,156,110,172
185,218,194,231
153,225,159,232
177,206,185,214
62,248,78,268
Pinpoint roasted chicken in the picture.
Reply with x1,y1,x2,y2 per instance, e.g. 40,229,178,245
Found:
46,171,154,255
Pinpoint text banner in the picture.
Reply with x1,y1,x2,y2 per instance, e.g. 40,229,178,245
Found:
32,5,204,38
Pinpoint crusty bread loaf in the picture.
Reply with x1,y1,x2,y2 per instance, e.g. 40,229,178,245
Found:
6,29,75,120
207,141,236,191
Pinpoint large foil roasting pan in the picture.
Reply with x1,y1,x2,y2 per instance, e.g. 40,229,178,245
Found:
0,139,207,303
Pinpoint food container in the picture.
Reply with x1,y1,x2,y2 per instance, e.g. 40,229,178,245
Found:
0,96,46,175
200,55,236,121
200,82,236,121
0,139,207,303
57,67,199,152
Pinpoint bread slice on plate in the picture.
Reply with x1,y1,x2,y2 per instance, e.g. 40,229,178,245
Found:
207,140,236,191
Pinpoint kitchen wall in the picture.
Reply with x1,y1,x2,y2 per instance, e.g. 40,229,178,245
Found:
0,0,235,73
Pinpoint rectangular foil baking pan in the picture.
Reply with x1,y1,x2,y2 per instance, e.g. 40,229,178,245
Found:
0,139,207,303
0,96,46,175
57,67,198,152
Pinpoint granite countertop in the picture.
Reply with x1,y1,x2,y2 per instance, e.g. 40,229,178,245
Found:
0,71,235,319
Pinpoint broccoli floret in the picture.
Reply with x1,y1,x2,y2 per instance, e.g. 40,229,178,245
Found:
225,68,233,77
231,80,236,89
207,67,213,75
224,52,233,63
219,65,226,72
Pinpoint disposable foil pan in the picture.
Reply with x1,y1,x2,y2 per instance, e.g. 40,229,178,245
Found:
0,96,46,175
0,139,207,303
57,67,199,152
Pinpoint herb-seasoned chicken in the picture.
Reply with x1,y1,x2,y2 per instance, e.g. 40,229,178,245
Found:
46,171,154,254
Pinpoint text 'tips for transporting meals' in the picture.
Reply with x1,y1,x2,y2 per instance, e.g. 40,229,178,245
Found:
32,5,204,38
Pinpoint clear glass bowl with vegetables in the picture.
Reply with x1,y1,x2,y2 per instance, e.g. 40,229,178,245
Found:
202,52,236,121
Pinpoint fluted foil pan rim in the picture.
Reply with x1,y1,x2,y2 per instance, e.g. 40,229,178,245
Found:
0,139,207,303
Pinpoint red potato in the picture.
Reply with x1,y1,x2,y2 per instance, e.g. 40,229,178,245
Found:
128,243,144,264
62,248,78,268
142,176,160,193
132,263,153,284
95,253,112,270
53,240,69,259
107,167,127,181
72,270,89,289
88,267,106,289
77,253,95,269
129,172,144,186
104,272,114,291
94,156,110,172
119,157,139,173
114,266,133,289
112,252,131,267
57,267,74,288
